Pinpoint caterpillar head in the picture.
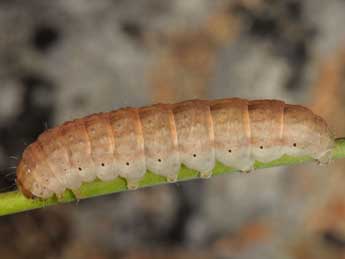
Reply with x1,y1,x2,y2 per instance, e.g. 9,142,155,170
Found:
16,159,35,199
16,157,53,199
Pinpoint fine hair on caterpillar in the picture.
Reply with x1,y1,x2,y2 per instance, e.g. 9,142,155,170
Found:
0,168,17,193
16,98,335,199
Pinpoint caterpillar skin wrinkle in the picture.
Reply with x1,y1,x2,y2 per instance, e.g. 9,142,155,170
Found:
16,98,335,199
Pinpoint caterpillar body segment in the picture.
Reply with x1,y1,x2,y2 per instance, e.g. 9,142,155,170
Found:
108,108,146,189
210,98,252,172
248,100,285,163
37,128,78,190
139,104,180,182
173,100,216,177
83,113,118,182
16,98,335,199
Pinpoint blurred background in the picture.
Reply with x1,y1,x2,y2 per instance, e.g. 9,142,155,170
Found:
0,0,345,258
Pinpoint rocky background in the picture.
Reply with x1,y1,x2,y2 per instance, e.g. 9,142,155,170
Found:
0,0,345,258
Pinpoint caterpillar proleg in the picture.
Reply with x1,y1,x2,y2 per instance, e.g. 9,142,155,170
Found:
16,98,335,199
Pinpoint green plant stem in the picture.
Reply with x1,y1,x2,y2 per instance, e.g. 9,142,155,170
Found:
1,138,345,217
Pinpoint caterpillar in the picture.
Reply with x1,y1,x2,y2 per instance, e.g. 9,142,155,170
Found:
16,98,335,199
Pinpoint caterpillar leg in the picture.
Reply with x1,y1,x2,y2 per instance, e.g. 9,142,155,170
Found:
56,192,65,201
239,164,254,174
316,150,333,166
71,189,82,201
127,179,140,190
240,170,252,174
167,174,178,183
200,171,213,179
